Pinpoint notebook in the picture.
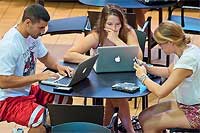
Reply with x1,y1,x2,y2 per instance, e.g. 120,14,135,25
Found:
41,55,98,87
93,46,138,73
137,0,177,5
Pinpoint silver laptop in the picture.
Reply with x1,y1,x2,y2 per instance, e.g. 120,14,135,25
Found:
93,46,139,73
41,55,98,87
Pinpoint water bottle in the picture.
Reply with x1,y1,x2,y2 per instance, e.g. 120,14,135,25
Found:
12,128,24,133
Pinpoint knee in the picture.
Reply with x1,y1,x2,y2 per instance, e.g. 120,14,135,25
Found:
29,125,46,133
138,110,152,130
138,112,144,129
138,116,152,132
39,125,46,133
140,119,150,132
138,110,147,125
139,115,162,132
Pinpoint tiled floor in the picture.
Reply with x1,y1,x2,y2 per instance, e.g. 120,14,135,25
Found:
0,0,199,132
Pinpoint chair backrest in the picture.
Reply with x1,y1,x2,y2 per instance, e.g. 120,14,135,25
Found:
135,29,146,59
47,104,104,126
126,13,137,29
87,11,137,30
180,1,200,6
52,122,111,133
168,1,200,34
87,11,100,30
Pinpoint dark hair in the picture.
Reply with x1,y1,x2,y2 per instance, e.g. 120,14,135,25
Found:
93,4,130,46
22,4,50,23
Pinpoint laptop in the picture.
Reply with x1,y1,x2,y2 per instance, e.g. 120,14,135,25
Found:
93,46,138,73
137,0,177,5
41,55,98,88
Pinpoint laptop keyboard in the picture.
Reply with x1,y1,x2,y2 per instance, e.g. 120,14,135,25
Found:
55,77,72,84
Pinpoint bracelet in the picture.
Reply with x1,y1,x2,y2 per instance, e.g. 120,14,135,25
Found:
146,64,154,67
138,74,148,84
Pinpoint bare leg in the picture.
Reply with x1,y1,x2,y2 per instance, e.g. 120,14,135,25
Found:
28,125,46,133
104,98,135,133
139,100,191,133
28,109,52,133
104,99,114,126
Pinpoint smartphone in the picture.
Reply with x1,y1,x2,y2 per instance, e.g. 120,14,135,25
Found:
134,57,139,64
53,86,73,93
112,82,140,93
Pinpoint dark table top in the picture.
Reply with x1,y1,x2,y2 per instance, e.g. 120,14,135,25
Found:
39,62,160,99
79,0,177,9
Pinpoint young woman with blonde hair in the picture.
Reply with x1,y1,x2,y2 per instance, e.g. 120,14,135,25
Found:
134,21,200,132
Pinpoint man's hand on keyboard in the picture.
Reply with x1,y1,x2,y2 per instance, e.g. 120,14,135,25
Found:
57,64,74,77
36,70,60,81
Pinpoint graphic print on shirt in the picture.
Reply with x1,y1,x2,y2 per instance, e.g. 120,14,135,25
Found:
23,51,36,76
23,42,37,76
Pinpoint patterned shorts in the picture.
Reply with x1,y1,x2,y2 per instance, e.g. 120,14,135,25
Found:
178,103,200,128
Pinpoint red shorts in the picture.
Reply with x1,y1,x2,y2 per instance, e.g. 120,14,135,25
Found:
0,85,70,127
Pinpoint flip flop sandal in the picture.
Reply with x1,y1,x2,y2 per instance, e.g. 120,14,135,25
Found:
118,116,142,133
118,122,127,133
131,116,142,131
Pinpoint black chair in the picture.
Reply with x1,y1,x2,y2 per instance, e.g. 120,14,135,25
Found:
168,128,200,133
52,122,111,133
46,104,119,132
168,1,200,34
133,29,147,109
44,16,90,35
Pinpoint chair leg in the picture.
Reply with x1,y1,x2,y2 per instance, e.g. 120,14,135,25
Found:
142,96,148,110
158,49,161,59
113,107,119,133
84,98,87,105
134,98,137,109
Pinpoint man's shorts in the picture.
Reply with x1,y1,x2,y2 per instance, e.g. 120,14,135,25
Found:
0,84,70,127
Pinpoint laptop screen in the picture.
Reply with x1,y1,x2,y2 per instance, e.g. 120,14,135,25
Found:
94,46,139,73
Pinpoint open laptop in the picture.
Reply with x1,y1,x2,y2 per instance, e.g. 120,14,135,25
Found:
93,46,138,73
41,55,98,87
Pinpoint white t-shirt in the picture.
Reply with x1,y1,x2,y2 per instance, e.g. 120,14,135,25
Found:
172,44,200,105
0,26,48,101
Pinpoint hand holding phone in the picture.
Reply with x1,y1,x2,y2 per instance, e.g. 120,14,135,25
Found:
134,57,139,64
134,57,144,66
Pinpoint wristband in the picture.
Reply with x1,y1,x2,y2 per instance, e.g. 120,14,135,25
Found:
146,64,154,67
139,74,148,84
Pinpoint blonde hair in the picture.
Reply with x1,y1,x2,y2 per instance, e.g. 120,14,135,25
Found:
153,21,191,47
